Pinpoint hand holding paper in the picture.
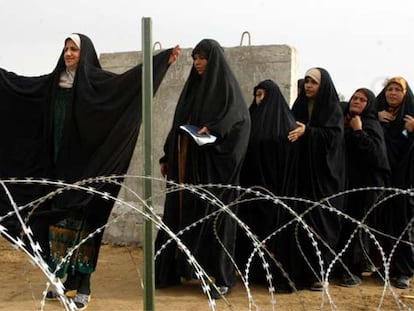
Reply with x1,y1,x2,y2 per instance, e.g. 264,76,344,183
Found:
179,125,217,146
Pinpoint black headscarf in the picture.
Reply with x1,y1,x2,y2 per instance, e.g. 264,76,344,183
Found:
291,67,345,201
344,88,390,179
162,38,251,184
0,33,172,229
376,77,414,174
249,79,296,141
292,68,342,129
241,79,298,195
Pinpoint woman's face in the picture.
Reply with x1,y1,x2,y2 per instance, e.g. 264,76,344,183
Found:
385,82,405,108
64,39,80,71
255,88,266,105
349,90,368,116
193,53,208,75
304,76,320,99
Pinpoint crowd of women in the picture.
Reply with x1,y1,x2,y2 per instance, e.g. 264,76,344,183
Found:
154,39,414,299
237,74,414,293
1,34,414,309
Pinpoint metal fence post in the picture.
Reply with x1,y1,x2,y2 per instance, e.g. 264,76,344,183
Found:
141,16,154,311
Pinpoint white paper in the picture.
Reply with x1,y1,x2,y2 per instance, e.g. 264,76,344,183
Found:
179,125,217,146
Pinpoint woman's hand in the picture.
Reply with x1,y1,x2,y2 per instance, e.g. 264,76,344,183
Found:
288,121,305,142
404,114,414,133
168,45,181,65
197,126,210,135
378,110,395,122
160,162,168,177
349,115,362,130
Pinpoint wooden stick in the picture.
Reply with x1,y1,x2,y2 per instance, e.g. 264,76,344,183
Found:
400,294,414,299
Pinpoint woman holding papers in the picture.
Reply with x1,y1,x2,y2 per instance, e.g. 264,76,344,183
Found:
155,38,250,299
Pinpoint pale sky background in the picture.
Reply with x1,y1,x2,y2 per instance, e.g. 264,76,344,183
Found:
1,0,413,99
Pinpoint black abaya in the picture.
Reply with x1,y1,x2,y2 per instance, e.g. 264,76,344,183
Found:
338,88,390,276
0,34,173,263
155,39,250,289
235,79,299,285
376,79,414,278
290,68,346,286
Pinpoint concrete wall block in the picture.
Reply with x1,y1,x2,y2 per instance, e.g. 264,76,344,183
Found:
102,202,143,246
100,43,297,245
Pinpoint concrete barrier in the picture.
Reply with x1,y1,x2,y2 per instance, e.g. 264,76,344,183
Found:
100,43,298,245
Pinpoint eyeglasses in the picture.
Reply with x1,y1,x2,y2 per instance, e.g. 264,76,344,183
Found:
351,95,367,102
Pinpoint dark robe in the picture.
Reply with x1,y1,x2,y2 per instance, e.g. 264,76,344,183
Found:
290,68,346,286
0,33,173,264
235,79,299,285
154,39,250,289
338,88,390,276
376,82,414,278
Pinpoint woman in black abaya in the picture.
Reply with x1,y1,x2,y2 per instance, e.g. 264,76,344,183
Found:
0,33,179,307
235,79,299,290
337,88,390,287
155,39,250,299
376,77,414,289
288,67,346,290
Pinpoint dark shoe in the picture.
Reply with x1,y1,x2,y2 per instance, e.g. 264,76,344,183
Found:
364,263,377,273
361,263,377,277
155,277,181,289
45,289,76,300
310,281,323,291
340,274,362,287
210,286,230,300
394,275,410,289
373,268,385,279
72,293,91,310
275,283,294,294
46,290,59,300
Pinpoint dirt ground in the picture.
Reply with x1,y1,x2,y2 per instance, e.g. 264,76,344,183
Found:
1,237,414,311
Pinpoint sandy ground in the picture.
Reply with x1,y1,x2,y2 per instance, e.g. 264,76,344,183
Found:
1,237,414,311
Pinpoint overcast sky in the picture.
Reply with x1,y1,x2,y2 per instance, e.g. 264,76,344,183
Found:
1,0,413,98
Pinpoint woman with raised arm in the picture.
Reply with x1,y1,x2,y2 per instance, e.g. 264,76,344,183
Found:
0,33,180,309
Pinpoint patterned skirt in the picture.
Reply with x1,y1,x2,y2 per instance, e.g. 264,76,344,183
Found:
48,213,95,278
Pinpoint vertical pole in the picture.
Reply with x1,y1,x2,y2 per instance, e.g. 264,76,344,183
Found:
142,17,155,311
